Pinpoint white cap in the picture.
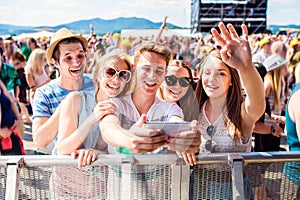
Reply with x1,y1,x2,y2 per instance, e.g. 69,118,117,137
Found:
263,54,287,72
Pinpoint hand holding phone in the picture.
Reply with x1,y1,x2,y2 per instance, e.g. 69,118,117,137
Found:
143,122,192,136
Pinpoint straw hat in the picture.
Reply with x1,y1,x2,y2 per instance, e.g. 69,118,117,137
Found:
46,28,88,62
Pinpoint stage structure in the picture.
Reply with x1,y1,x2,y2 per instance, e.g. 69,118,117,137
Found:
191,0,268,34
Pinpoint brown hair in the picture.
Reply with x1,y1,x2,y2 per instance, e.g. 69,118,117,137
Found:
195,46,243,141
13,51,26,62
133,41,171,66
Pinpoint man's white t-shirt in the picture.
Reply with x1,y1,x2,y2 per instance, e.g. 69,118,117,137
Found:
108,94,184,154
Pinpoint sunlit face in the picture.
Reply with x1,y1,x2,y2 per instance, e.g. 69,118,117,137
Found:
162,66,190,102
54,42,86,81
135,52,167,97
39,56,47,69
201,56,232,99
99,58,131,98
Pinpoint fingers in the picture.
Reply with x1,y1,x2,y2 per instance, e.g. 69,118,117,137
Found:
76,149,99,169
182,153,197,166
127,135,168,153
227,23,239,39
211,28,226,47
218,22,232,41
241,24,248,40
134,114,147,128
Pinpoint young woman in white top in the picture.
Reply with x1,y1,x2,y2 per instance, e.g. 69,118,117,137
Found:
25,48,50,101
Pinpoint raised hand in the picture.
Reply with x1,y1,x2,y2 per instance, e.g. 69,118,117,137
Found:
211,22,252,71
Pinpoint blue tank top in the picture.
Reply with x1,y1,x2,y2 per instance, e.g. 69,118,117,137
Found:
0,88,15,128
283,82,300,186
285,83,300,151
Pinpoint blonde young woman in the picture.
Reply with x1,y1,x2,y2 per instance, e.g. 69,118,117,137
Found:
25,48,50,101
56,50,133,166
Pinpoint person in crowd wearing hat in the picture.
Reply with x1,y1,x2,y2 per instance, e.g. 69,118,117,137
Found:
287,39,300,89
252,38,272,64
31,28,94,155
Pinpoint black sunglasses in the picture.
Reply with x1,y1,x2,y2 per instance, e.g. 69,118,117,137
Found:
205,125,214,152
103,67,131,83
165,75,191,88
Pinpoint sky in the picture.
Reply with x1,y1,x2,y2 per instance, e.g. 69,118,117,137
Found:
0,0,299,28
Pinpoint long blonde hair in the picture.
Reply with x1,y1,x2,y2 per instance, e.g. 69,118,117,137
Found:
25,48,47,74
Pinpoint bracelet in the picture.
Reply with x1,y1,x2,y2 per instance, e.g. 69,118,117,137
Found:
271,125,276,135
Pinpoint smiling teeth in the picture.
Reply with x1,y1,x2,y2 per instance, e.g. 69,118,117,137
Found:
70,68,81,72
208,85,218,89
145,81,156,86
108,84,120,89
170,89,181,94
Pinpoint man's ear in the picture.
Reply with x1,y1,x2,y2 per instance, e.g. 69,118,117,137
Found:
52,59,59,69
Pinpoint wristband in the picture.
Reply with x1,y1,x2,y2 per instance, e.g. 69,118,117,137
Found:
271,125,276,135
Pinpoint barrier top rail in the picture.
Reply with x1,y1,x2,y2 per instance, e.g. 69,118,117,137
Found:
1,152,300,167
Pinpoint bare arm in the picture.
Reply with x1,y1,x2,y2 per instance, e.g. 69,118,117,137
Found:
26,73,35,90
211,22,265,138
154,16,167,42
32,103,62,148
57,92,116,155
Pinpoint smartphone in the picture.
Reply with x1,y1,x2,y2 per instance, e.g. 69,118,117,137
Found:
143,121,191,136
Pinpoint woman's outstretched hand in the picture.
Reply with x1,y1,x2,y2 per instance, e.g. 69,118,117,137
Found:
211,22,252,71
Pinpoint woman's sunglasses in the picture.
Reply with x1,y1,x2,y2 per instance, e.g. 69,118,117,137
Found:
165,75,191,88
205,125,214,152
103,67,131,83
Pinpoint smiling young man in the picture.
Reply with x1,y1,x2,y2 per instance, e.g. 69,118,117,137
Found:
100,41,200,157
32,28,94,155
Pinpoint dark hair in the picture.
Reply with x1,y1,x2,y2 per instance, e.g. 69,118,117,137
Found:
13,52,26,62
0,47,3,56
52,37,87,62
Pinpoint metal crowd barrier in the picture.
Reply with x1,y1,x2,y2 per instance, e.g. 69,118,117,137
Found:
1,152,300,200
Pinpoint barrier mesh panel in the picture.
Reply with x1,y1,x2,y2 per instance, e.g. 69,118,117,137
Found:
245,161,300,200
130,164,171,200
107,164,172,200
191,163,234,199
19,165,108,200
0,167,6,199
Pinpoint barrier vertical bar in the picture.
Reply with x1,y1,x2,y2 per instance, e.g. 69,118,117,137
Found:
228,154,244,200
5,157,24,200
171,158,190,200
121,156,134,200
